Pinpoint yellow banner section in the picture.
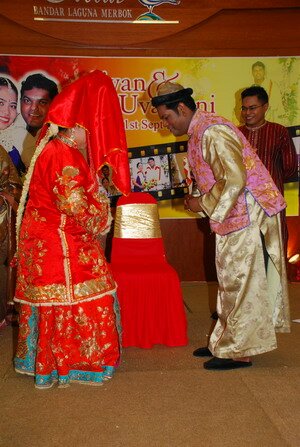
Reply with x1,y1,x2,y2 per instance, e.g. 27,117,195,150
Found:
284,183,299,217
1,55,299,217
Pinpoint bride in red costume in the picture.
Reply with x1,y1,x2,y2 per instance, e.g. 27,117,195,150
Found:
13,71,130,388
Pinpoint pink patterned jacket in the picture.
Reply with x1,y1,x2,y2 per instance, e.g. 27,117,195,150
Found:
187,110,286,235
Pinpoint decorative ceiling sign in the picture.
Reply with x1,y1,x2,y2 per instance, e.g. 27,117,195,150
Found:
34,0,181,23
1,1,298,50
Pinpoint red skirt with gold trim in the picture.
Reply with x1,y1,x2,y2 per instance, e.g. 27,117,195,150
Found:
14,294,120,388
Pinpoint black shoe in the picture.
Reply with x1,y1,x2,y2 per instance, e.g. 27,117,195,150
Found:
203,357,252,370
210,311,218,320
193,347,213,357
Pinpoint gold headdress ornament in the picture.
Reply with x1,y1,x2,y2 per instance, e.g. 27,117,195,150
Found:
151,81,193,108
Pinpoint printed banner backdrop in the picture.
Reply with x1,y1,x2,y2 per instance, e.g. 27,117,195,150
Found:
0,55,299,217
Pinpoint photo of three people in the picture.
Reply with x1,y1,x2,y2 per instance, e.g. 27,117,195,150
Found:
130,153,188,194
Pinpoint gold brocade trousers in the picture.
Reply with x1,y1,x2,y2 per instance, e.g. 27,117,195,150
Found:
209,193,290,359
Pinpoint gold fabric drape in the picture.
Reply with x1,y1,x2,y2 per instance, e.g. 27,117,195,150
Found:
114,203,161,239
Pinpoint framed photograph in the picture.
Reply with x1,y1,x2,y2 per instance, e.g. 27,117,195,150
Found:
98,141,191,205
127,141,189,201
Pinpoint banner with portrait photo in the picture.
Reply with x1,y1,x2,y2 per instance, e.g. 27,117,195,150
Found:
0,55,299,217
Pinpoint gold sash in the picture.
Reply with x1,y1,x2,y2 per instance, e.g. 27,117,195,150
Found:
114,203,161,239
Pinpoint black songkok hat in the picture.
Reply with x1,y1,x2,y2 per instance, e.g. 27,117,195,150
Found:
151,81,193,107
